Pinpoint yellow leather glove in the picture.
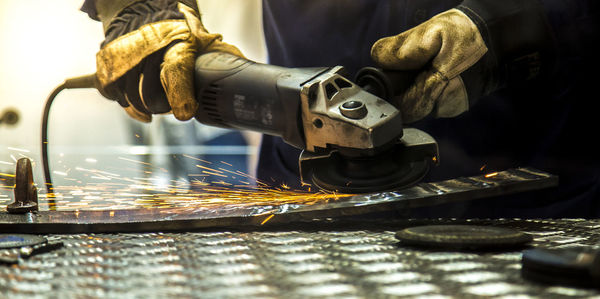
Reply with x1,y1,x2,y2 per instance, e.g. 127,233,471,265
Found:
95,1,244,122
371,9,487,123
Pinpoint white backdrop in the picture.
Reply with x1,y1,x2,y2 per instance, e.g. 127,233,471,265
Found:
0,0,266,188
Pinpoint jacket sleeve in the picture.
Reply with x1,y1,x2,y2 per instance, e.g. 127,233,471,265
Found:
457,0,599,91
80,0,198,32
81,0,99,21
539,0,599,66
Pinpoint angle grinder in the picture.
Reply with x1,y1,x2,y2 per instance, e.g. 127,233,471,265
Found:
41,52,438,193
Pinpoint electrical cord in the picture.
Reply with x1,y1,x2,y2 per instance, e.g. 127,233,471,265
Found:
42,74,98,194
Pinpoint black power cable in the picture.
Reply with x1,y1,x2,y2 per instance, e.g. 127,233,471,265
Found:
42,74,97,194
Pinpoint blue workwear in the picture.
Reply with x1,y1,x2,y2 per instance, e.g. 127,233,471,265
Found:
259,0,600,218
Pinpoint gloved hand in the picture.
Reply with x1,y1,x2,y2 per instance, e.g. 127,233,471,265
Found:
94,0,244,122
371,1,555,123
371,9,486,123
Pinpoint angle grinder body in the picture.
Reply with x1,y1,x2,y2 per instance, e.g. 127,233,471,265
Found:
41,53,438,194
193,52,438,192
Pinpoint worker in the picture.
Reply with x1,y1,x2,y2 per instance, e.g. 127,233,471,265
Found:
81,0,599,218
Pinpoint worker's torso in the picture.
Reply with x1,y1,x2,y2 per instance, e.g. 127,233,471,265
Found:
258,0,600,217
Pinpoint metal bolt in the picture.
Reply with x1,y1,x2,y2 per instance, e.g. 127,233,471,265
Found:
7,158,38,214
340,101,367,119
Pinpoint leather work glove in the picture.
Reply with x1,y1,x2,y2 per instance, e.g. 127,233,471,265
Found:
93,0,244,122
371,0,555,123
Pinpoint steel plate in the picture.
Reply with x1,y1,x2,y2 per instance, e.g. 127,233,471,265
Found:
0,168,557,233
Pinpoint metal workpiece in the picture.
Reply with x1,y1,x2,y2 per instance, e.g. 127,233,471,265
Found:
0,219,599,298
300,66,403,152
0,168,556,234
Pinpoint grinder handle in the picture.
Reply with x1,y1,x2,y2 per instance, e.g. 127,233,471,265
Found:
355,67,418,101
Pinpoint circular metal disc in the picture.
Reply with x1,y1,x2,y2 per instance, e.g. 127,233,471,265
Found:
311,159,430,194
395,225,532,250
0,234,47,249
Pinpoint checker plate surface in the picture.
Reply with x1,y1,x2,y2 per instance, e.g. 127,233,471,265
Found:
1,219,599,298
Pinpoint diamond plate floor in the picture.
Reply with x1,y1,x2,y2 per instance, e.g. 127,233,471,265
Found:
1,219,599,298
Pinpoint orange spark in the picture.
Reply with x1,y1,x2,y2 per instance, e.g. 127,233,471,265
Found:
118,157,152,166
261,214,275,225
182,154,212,164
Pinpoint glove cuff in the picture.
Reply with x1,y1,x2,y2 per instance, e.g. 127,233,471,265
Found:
457,0,557,90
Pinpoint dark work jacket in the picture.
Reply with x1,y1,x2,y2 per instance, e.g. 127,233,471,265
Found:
258,0,600,218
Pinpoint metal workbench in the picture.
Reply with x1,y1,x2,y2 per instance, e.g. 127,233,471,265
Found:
1,218,599,298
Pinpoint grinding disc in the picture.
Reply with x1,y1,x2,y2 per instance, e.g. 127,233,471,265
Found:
0,234,47,249
395,225,533,250
311,159,429,193
299,128,439,193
